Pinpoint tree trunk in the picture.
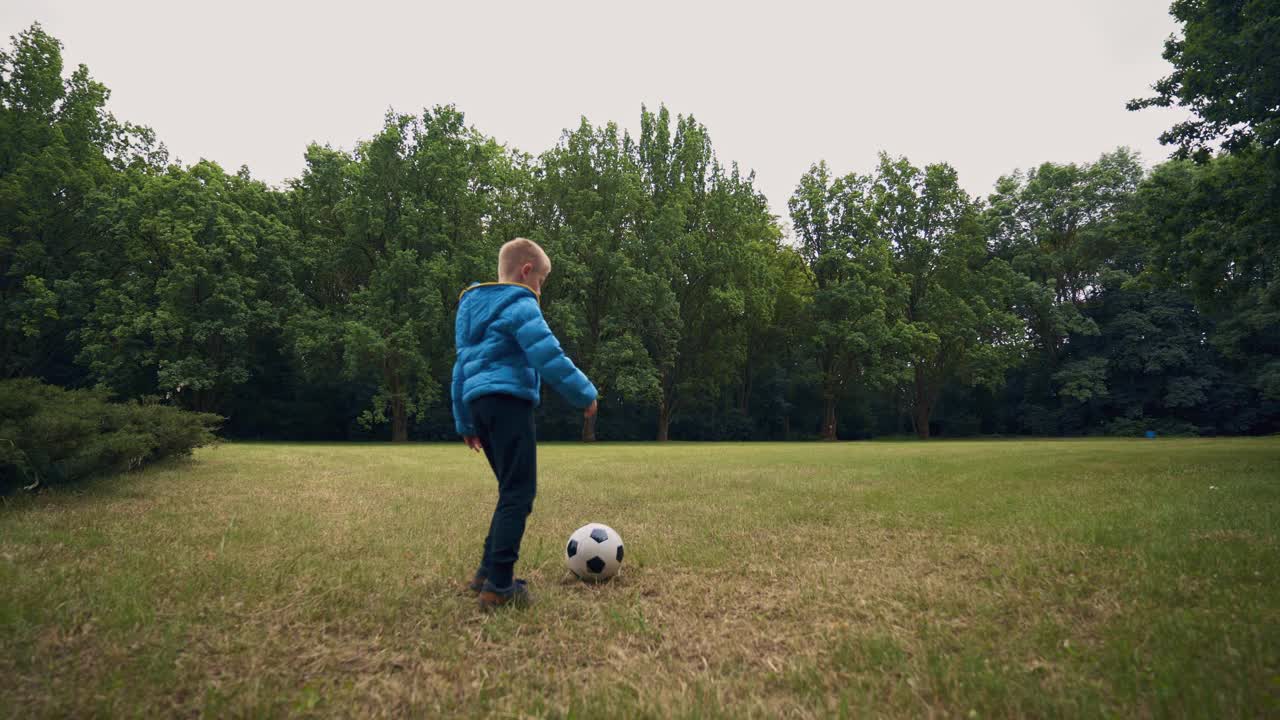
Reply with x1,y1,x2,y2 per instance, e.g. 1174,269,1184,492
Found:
913,367,932,440
657,402,671,442
581,412,597,443
913,403,931,440
391,396,408,442
821,395,838,441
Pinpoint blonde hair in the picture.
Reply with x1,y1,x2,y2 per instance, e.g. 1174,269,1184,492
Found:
498,238,551,280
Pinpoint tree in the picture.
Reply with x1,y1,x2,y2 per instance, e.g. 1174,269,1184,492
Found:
694,161,785,426
873,155,1023,438
1127,0,1280,412
632,106,777,441
985,150,1146,431
76,161,296,414
733,224,808,422
287,107,520,440
0,23,161,382
533,118,658,441
734,248,816,439
1128,0,1280,157
1134,152,1280,401
5,21,1275,442
343,249,445,441
1046,253,1261,436
789,162,907,440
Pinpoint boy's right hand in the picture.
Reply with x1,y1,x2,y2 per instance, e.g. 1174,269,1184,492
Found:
464,436,483,453
584,400,598,418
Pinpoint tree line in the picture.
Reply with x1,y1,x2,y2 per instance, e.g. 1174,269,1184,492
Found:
2,9,1277,442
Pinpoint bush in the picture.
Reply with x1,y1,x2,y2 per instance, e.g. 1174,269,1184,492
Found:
1104,414,1200,438
0,379,221,493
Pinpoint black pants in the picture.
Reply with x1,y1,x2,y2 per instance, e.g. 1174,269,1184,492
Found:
471,394,537,590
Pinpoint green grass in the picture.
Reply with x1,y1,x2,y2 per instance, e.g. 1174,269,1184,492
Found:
2,439,1278,718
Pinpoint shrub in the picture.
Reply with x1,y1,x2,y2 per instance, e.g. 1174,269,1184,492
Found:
0,379,221,493
1105,414,1200,438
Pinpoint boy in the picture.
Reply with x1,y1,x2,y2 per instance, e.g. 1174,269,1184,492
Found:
451,237,598,611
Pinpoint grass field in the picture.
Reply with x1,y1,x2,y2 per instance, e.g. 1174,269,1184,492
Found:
2,439,1278,718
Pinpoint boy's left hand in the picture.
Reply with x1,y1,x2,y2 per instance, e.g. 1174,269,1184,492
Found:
463,436,483,453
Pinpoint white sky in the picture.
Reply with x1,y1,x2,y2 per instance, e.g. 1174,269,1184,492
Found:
4,0,1187,220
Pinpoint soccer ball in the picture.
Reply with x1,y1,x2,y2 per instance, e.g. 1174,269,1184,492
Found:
565,523,624,582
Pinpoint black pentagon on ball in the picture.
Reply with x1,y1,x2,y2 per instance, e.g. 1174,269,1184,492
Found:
586,556,606,574
616,545,624,563
567,539,578,558
589,528,609,543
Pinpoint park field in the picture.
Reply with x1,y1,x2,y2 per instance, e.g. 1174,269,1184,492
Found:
1,439,1278,718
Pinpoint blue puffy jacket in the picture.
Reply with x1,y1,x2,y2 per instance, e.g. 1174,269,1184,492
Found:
451,282,597,436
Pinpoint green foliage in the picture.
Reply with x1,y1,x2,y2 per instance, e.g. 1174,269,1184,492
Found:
0,20,1277,442
625,106,787,439
871,154,1025,438
533,118,659,440
0,24,161,382
1089,285,1228,434
988,151,1148,432
1137,152,1279,313
286,108,516,441
1134,151,1280,401
1125,2,1280,408
987,149,1144,355
789,161,907,439
73,161,296,413
0,378,219,492
1128,0,1280,157
1052,356,1110,403
343,249,445,438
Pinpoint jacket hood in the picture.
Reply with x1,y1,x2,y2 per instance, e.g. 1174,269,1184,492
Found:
456,282,538,344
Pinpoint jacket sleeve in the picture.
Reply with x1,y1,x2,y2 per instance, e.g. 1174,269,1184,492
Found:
510,298,598,408
451,320,475,436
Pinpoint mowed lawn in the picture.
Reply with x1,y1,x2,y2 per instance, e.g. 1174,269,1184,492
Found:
1,440,1278,718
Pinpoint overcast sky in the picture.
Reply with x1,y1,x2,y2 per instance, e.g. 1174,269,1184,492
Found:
4,0,1187,220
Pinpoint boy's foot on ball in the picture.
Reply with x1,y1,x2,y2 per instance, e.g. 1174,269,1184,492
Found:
477,582,531,612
